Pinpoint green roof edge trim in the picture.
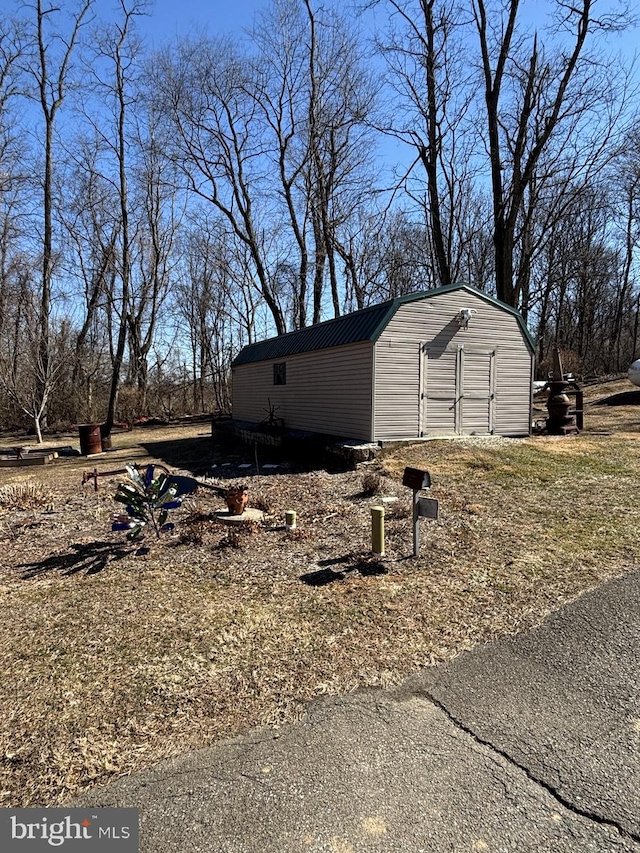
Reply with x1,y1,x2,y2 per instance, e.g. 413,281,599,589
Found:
368,282,535,351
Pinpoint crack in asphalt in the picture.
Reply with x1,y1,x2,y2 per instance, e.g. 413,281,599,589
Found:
420,690,640,846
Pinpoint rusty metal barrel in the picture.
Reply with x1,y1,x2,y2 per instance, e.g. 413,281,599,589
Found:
78,423,102,456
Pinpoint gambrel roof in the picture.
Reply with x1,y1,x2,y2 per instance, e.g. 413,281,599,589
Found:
232,283,534,367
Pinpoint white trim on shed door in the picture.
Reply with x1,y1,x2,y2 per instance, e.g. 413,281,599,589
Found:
422,344,496,435
460,346,496,435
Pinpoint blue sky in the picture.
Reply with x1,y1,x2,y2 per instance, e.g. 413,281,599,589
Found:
139,0,639,54
140,0,275,45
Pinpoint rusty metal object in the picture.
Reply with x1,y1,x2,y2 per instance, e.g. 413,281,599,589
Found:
78,424,102,456
544,349,580,435
82,465,227,500
82,464,172,491
574,388,584,430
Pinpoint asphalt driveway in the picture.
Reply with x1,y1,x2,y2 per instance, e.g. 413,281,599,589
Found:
75,568,640,852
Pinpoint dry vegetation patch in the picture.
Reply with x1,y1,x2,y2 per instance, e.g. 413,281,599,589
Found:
1,391,639,806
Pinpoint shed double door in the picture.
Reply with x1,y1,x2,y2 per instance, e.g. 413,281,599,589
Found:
421,344,496,435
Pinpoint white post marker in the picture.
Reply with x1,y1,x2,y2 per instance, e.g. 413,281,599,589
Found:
371,505,385,556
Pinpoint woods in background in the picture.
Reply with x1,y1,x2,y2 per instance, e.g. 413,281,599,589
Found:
0,0,638,437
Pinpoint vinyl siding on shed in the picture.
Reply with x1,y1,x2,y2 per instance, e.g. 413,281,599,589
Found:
373,290,532,440
493,344,533,436
232,341,374,440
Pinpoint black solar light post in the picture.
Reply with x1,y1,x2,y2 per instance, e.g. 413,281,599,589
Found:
402,467,438,557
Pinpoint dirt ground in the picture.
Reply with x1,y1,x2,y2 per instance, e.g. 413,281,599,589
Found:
1,378,639,807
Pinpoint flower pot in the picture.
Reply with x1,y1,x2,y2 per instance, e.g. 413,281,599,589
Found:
226,485,248,516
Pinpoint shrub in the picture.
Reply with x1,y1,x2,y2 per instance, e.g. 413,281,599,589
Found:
251,494,272,513
360,472,383,497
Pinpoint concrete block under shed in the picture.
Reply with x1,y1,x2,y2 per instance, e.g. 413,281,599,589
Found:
333,441,381,464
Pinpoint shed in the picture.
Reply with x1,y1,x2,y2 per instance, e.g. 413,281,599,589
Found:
232,283,534,442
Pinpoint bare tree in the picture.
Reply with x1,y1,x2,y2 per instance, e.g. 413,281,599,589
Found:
375,0,478,287
0,18,27,347
61,139,118,421
608,130,640,370
23,0,92,429
153,36,289,335
376,0,633,310
77,0,149,437
530,180,640,376
153,0,380,337
472,0,632,307
299,0,378,321
174,215,260,412
0,267,65,441
125,112,181,408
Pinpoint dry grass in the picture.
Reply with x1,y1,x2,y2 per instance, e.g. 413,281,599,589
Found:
1,382,639,807
0,480,52,510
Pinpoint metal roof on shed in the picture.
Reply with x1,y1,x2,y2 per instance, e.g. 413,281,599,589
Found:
232,283,534,366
